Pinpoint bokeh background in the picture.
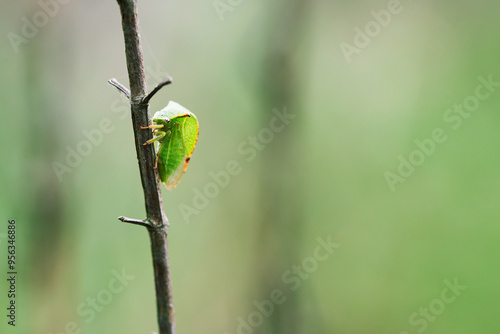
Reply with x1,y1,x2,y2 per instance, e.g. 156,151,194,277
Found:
1,0,500,333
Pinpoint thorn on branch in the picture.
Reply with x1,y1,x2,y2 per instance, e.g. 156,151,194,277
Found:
142,76,173,105
118,216,151,228
108,78,131,99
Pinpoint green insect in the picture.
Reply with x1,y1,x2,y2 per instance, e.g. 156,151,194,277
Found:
141,101,199,190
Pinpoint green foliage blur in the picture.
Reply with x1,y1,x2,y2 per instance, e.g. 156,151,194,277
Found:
1,0,500,333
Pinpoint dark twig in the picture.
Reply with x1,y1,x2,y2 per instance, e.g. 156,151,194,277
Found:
113,0,176,333
108,78,131,99
142,76,173,105
118,216,151,228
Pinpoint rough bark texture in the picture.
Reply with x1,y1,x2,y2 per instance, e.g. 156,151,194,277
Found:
114,1,175,333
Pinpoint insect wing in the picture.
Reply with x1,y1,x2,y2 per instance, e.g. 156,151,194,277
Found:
157,124,184,188
180,113,199,171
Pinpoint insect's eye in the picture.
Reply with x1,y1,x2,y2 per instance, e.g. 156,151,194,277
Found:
165,118,170,123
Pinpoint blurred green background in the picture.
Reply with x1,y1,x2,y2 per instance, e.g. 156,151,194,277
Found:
1,0,500,333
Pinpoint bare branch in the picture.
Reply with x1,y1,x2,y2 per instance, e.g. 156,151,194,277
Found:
118,216,151,228
113,0,175,333
142,76,173,105
108,78,131,99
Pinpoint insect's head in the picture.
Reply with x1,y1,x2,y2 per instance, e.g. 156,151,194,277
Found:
152,109,172,126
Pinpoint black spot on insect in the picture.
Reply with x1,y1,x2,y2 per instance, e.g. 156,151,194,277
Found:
186,157,191,162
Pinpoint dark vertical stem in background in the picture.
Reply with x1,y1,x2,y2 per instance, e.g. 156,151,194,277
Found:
254,0,325,333
22,8,75,333
114,1,175,333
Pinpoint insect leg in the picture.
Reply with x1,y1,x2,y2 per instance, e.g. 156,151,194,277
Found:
140,124,164,130
154,153,159,170
143,131,166,146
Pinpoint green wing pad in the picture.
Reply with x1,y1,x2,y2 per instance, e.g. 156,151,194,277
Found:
181,114,199,156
